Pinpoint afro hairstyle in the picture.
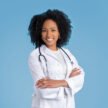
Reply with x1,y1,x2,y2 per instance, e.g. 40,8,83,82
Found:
28,9,72,48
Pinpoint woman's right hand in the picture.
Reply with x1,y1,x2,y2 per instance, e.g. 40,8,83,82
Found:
69,68,81,78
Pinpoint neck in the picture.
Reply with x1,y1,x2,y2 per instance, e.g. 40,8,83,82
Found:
46,45,58,51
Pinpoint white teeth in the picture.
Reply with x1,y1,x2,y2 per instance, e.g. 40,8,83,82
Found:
47,39,53,41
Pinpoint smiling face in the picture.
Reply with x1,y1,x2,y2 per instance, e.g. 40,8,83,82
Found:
41,19,60,51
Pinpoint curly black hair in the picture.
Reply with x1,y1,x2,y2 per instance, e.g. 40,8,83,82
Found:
28,9,72,48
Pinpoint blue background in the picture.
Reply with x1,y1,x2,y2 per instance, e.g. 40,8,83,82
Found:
0,0,108,108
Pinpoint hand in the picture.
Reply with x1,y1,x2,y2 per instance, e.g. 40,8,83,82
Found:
36,78,68,88
69,68,81,78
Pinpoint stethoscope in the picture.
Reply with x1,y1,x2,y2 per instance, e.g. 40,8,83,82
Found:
38,46,74,76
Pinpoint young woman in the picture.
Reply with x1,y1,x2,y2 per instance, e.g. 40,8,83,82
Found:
28,9,85,108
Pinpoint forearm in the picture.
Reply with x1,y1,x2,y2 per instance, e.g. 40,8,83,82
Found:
36,79,68,99
59,80,69,87
36,70,81,89
36,78,69,88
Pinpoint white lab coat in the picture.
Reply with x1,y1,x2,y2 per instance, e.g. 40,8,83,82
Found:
28,45,85,108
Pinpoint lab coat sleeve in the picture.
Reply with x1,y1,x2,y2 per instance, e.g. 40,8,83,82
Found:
64,49,85,96
28,52,60,99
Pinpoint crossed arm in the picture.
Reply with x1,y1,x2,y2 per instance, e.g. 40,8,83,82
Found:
36,68,81,89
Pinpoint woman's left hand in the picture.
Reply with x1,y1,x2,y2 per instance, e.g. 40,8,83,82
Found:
36,78,68,88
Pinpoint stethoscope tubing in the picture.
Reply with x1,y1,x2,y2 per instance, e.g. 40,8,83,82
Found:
38,46,73,76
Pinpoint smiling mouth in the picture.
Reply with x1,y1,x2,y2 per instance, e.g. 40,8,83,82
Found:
46,38,54,42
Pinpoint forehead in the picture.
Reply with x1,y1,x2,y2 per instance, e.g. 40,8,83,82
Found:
42,19,57,27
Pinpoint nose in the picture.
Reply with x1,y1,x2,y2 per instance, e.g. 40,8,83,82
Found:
47,30,51,38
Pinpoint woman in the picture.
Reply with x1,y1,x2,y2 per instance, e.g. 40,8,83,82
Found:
28,9,85,108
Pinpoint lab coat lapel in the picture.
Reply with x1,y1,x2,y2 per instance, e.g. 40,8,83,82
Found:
60,48,73,78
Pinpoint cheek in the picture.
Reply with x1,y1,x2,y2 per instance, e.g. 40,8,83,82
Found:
55,33,60,40
56,31,60,38
41,33,46,39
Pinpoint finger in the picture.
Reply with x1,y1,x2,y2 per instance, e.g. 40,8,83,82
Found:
71,70,81,74
36,79,48,87
72,68,80,72
36,80,42,85
72,69,81,74
36,80,44,86
73,69,81,73
36,77,47,84
37,82,48,88
37,79,43,84
69,70,81,77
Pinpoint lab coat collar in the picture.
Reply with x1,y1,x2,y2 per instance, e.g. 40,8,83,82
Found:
41,45,61,62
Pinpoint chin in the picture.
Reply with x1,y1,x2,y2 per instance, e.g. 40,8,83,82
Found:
46,42,55,46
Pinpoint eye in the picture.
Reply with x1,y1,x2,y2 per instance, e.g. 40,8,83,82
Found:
51,29,56,32
42,29,47,32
